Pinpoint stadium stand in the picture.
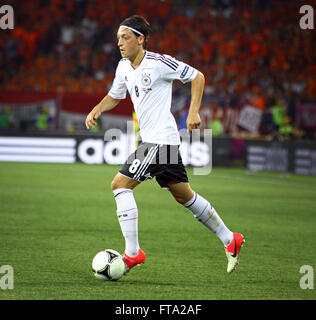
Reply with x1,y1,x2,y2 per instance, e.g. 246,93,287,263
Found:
1,0,316,139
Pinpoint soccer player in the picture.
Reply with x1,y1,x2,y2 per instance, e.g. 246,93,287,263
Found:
85,15,245,273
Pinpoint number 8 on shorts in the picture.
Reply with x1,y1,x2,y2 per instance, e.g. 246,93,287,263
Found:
129,159,141,174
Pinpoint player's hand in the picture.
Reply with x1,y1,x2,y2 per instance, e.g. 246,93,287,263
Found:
85,106,101,129
186,112,201,132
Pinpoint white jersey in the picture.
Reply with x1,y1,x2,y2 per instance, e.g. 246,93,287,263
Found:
108,51,198,145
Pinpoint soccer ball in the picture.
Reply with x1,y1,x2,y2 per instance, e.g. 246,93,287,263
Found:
92,249,126,281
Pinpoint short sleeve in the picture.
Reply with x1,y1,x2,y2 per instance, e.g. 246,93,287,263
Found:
108,63,127,100
159,54,198,84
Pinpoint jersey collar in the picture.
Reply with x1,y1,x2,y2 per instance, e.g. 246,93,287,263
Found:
130,50,147,70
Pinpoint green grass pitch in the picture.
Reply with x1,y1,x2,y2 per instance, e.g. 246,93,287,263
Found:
0,162,315,300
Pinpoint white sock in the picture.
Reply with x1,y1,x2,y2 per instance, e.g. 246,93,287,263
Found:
183,192,233,246
113,188,140,257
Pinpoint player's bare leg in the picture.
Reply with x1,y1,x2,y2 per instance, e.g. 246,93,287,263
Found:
167,181,194,204
111,173,146,272
168,181,244,273
111,172,139,190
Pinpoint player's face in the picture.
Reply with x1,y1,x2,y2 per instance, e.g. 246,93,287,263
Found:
117,26,143,60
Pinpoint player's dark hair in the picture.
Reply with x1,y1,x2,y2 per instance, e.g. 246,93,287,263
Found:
120,15,151,49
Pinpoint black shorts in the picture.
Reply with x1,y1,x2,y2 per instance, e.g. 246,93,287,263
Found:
119,142,189,188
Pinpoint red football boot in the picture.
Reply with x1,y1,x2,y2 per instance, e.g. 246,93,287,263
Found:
224,233,245,273
123,248,146,274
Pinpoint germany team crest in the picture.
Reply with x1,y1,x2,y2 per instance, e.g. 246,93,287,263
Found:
141,73,151,87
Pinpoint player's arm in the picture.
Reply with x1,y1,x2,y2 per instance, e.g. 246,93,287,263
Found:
85,95,121,129
186,71,205,132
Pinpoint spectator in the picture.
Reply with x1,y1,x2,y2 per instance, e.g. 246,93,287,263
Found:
0,107,14,129
209,112,224,136
35,106,52,131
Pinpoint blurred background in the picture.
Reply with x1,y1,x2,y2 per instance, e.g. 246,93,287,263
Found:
0,0,316,174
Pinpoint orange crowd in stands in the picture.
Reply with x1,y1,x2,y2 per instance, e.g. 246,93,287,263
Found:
1,0,316,102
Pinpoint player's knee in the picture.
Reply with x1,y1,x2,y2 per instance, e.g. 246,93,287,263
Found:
111,178,119,191
111,174,138,191
171,192,188,205
169,184,194,205
176,197,186,205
